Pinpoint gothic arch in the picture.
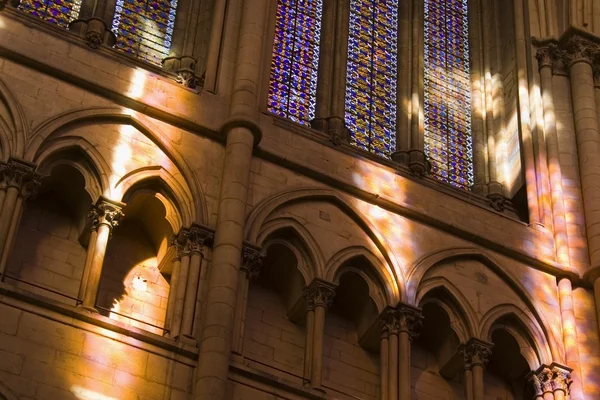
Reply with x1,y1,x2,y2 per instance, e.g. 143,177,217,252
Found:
244,187,406,301
262,239,312,285
416,276,478,343
257,217,326,281
116,166,193,230
480,303,555,368
325,246,399,310
406,247,561,362
33,136,111,202
24,107,207,224
0,78,27,160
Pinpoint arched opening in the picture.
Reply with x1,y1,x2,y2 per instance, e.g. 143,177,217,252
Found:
6,163,91,305
242,242,307,383
485,319,536,400
413,299,465,399
97,190,174,335
323,269,381,399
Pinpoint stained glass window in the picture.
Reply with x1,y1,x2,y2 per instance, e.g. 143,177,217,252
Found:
111,0,177,65
267,0,322,126
344,0,398,157
18,0,81,28
424,0,473,190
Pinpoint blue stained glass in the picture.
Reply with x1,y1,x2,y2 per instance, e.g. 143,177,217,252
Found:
424,0,473,190
344,0,398,157
111,0,177,65
19,0,81,28
268,0,323,126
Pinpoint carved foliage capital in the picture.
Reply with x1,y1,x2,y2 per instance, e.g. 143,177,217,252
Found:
535,44,557,69
184,225,214,254
530,365,572,396
303,279,336,311
241,244,265,281
556,35,600,67
0,159,41,199
89,198,124,231
461,339,493,369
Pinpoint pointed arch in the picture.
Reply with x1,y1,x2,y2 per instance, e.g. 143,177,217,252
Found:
325,246,399,311
406,247,561,362
0,78,27,159
480,303,555,368
257,217,326,281
245,187,406,301
416,276,478,343
24,107,207,224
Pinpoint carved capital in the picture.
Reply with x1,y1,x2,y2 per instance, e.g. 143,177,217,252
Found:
397,304,423,339
556,35,600,68
461,338,493,369
535,44,557,70
0,159,41,200
182,224,214,255
168,234,187,260
303,279,336,311
88,197,124,231
530,364,572,396
241,244,265,281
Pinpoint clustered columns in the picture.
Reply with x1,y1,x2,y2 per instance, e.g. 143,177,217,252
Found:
0,159,40,280
379,304,423,400
529,364,572,400
231,244,265,353
166,224,213,342
461,338,493,400
78,197,124,311
302,279,337,389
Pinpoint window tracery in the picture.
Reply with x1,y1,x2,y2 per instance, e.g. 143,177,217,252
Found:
267,0,323,126
423,0,473,190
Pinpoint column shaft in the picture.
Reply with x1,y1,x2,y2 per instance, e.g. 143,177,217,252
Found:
0,186,19,274
165,256,181,332
78,229,98,303
314,0,335,120
410,0,421,149
463,368,473,400
81,223,111,310
181,251,202,337
472,364,484,400
231,270,249,353
0,196,23,275
387,332,399,400
171,253,190,338
396,0,410,151
398,331,411,400
304,309,315,382
380,334,389,400
558,278,583,400
204,0,228,91
471,0,487,189
311,305,326,387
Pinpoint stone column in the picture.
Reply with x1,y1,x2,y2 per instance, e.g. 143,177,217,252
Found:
530,364,573,400
463,365,474,400
80,197,124,311
164,235,183,333
179,225,214,342
535,44,570,266
384,311,399,400
194,0,267,396
169,235,191,338
397,304,422,400
380,325,389,400
0,159,40,279
303,279,336,389
461,339,493,400
231,244,265,354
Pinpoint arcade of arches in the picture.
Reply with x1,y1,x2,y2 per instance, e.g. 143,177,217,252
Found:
1,0,600,400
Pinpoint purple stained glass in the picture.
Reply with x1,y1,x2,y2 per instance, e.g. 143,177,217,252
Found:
344,0,398,157
424,0,473,190
111,0,177,65
268,0,322,126
18,0,81,28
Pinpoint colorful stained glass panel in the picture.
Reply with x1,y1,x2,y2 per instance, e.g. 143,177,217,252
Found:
424,0,473,190
344,0,398,157
18,0,81,28
111,0,177,65
267,0,322,126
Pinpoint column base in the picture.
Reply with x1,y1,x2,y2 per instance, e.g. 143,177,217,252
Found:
69,18,116,49
391,149,431,178
162,56,204,89
310,116,349,146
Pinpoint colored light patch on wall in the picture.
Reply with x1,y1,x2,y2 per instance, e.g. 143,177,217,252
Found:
424,0,473,190
111,0,177,65
344,0,398,157
268,0,323,126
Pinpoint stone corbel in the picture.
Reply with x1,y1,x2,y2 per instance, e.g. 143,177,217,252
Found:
310,116,350,146
162,56,204,89
69,18,116,49
391,149,432,178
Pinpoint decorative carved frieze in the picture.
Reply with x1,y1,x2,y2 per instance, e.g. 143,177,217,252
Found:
241,243,266,281
303,279,336,311
530,364,572,396
0,159,41,200
88,197,124,231
460,338,494,369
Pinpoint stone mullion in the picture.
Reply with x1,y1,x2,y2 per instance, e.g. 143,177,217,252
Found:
231,244,264,354
303,278,336,389
461,338,493,400
80,197,124,311
203,0,228,92
313,0,336,127
395,0,411,152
